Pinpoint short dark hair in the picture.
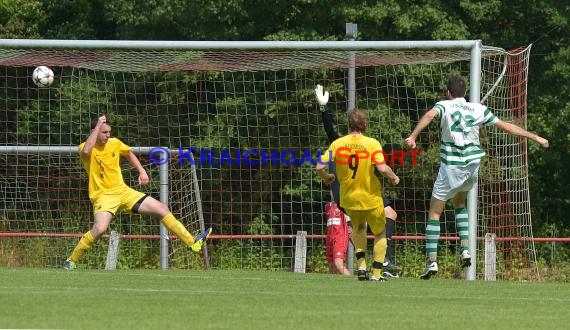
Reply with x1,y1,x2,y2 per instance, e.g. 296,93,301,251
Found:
90,116,109,130
446,76,466,98
347,108,367,133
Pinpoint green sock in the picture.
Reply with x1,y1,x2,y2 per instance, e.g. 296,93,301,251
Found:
426,219,440,262
455,208,469,253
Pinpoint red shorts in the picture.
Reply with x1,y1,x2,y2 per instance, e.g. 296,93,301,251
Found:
325,202,350,263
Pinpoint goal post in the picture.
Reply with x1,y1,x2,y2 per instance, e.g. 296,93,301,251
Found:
466,41,482,280
0,39,538,280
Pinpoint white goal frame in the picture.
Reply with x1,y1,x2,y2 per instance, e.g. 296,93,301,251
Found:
0,38,487,279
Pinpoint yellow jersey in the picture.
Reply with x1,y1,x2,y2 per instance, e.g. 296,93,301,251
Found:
321,134,385,210
79,138,131,199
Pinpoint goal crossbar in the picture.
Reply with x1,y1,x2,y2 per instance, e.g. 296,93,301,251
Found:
0,39,481,50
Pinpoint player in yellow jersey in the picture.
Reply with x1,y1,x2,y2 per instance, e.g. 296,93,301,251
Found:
315,84,402,277
316,108,400,282
64,115,212,269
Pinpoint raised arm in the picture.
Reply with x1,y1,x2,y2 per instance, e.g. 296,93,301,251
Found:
494,120,549,148
404,108,438,149
81,115,106,158
321,108,340,143
315,85,340,142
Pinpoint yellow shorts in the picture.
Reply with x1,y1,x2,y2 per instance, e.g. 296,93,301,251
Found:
91,186,147,215
345,206,386,235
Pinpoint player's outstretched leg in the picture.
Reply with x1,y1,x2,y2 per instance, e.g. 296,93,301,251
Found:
191,227,212,253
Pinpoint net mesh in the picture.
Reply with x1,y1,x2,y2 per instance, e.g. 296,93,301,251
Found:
0,43,538,279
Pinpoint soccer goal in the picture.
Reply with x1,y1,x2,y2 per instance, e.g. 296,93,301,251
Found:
0,38,538,280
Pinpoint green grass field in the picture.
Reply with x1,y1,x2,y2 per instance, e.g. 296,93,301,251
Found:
1,268,569,330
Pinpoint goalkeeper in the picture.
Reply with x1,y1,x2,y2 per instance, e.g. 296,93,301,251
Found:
325,197,352,276
315,85,403,278
64,115,212,269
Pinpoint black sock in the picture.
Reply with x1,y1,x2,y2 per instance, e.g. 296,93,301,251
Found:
385,218,395,262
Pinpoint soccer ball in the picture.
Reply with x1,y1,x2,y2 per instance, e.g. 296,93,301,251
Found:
32,66,54,87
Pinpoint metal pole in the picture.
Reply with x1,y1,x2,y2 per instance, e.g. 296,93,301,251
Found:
190,159,211,268
0,39,480,50
345,22,357,274
159,157,170,270
466,41,482,280
346,23,358,111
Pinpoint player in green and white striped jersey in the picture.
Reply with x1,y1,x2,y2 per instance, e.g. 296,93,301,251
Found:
404,75,549,280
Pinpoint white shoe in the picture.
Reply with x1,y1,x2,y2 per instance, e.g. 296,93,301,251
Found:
419,261,438,280
460,250,471,268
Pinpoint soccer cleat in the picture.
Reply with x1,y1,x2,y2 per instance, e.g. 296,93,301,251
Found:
381,260,402,278
357,268,369,281
419,261,438,280
191,227,212,253
460,250,472,268
382,270,400,278
369,275,387,282
63,258,76,270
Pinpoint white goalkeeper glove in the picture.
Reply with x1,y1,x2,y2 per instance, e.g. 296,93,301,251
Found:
314,84,329,111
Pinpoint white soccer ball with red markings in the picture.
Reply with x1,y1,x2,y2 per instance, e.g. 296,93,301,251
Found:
32,66,54,87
